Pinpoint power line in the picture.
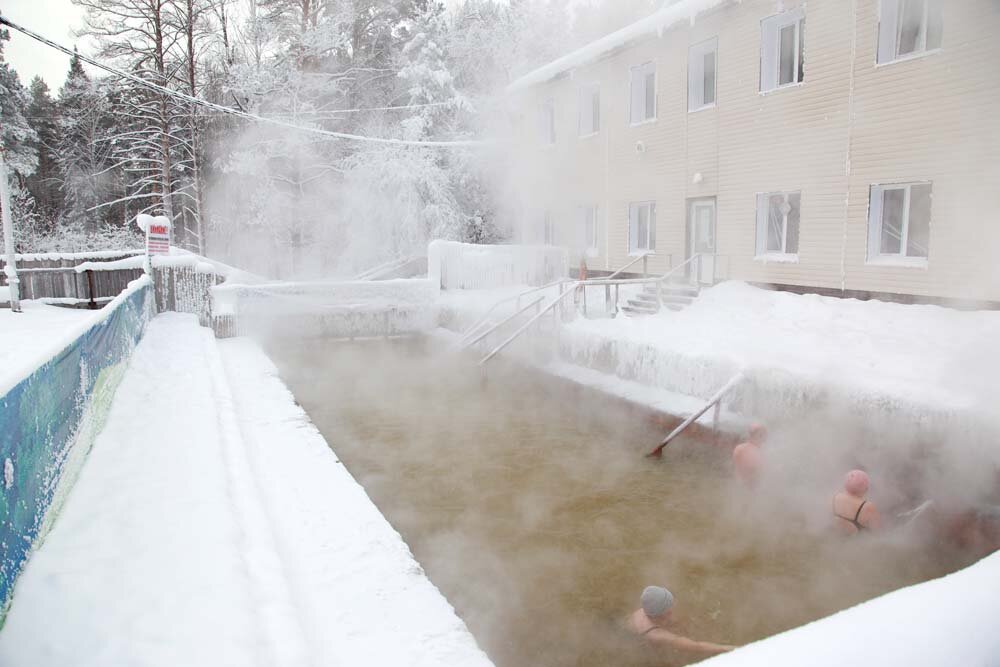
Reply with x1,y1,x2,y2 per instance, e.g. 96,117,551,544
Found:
0,14,487,149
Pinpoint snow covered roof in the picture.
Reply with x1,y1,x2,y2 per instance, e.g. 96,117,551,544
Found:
506,0,729,93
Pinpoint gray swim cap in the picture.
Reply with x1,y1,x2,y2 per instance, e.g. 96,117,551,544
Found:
641,586,674,618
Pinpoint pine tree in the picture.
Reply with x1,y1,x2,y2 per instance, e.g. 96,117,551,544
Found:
25,76,63,227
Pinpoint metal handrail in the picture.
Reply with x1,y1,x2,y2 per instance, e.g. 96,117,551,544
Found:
462,295,544,350
479,284,578,366
459,277,570,344
606,253,650,280
480,256,709,367
646,372,744,458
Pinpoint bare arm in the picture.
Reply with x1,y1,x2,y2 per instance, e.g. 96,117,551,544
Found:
645,628,736,656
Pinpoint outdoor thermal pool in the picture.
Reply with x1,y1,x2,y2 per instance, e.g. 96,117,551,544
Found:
266,337,975,667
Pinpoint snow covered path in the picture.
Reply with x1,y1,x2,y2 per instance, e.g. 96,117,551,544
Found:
0,313,491,667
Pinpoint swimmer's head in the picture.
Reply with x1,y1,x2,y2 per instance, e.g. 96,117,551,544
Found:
640,586,674,619
845,469,870,496
749,422,768,445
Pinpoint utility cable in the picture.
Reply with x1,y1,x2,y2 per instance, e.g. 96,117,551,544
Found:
0,14,487,149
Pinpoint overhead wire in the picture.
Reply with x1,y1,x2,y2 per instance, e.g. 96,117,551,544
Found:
0,14,488,149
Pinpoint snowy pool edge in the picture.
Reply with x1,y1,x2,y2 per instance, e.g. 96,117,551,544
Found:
217,336,495,667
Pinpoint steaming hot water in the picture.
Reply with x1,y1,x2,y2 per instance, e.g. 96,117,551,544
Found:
268,337,974,666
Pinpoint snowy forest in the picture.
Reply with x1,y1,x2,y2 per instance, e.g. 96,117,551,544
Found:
1,0,666,278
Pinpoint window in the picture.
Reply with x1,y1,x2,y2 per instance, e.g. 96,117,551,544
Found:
580,205,599,256
755,191,801,257
628,202,656,254
629,62,656,125
543,210,556,245
688,38,718,111
867,183,931,261
760,9,805,92
877,0,943,64
578,84,600,137
540,99,556,145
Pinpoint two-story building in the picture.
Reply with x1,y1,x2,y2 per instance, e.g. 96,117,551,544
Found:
506,0,1000,305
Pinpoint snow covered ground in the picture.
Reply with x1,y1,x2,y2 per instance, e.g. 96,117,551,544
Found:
0,300,100,395
565,281,1000,415
0,314,491,667
701,550,1000,666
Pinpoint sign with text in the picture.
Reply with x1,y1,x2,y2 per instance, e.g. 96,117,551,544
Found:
137,214,172,256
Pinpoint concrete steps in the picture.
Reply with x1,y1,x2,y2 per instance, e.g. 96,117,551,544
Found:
622,282,700,317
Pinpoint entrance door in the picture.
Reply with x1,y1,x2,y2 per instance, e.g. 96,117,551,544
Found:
687,198,716,284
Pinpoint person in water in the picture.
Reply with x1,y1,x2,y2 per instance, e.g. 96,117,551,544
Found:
627,586,735,657
732,422,767,485
833,469,881,535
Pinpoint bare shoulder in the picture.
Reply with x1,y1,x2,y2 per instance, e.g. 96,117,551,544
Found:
860,500,880,521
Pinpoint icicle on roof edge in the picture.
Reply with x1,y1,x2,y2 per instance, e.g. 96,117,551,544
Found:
506,0,731,94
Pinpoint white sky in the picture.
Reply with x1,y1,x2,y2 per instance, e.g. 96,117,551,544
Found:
1,0,509,91
3,0,85,91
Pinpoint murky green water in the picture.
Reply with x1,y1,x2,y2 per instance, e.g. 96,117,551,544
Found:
267,337,971,666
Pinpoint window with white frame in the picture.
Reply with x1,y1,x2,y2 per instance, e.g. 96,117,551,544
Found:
755,191,801,257
540,99,556,145
543,210,556,245
628,202,656,254
580,205,599,256
578,84,600,136
877,0,943,64
688,38,718,111
629,62,656,125
760,9,805,92
867,183,931,261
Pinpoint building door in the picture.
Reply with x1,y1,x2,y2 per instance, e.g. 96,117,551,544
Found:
687,198,717,284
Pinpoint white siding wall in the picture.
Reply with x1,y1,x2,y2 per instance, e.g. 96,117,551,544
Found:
509,0,1000,301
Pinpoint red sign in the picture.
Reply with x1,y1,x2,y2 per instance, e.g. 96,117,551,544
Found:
146,218,171,256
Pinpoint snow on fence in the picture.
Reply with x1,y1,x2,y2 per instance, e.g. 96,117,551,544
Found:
428,240,568,290
0,252,145,305
212,279,440,339
0,277,154,619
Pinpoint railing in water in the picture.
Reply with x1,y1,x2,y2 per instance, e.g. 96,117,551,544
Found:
646,372,744,458
457,277,571,348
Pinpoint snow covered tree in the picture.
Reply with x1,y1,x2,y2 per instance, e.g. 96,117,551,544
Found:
74,0,201,247
56,53,122,232
0,28,38,179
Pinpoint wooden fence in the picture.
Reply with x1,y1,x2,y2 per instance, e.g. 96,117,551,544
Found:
1,253,144,307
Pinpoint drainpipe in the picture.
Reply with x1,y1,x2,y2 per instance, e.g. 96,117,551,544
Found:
0,147,21,313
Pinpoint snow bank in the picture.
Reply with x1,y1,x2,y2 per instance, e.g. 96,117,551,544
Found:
702,551,1000,666
5,250,144,263
564,281,1000,415
429,240,568,290
73,255,146,273
215,278,441,338
507,0,728,92
0,277,152,398
0,314,493,667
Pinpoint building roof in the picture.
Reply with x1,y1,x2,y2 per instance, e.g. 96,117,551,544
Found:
506,0,729,93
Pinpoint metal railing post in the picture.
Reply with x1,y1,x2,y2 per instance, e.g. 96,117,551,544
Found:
642,254,648,279
604,285,611,315
614,284,620,315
